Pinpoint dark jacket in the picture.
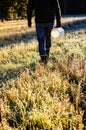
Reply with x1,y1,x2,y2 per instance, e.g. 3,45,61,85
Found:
27,0,61,27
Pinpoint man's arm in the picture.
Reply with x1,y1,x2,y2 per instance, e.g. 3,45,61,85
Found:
27,0,34,27
55,0,61,27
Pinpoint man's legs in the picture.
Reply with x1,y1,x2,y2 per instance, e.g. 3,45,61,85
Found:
36,23,47,64
45,23,53,60
36,22,53,64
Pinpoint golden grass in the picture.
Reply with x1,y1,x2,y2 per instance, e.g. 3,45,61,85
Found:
0,15,86,33
0,66,84,129
0,16,86,129
0,19,35,34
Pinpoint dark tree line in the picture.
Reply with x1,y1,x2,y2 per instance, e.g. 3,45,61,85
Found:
0,0,28,21
0,0,86,22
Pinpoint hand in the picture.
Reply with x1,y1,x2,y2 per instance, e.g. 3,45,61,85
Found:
28,22,31,27
55,24,61,28
56,20,61,28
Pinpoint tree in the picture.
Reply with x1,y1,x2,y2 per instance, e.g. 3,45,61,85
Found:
8,0,28,19
0,0,13,21
0,0,28,21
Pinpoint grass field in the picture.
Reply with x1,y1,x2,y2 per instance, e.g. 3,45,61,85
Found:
0,15,86,130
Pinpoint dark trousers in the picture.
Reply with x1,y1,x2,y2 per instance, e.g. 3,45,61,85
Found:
36,22,53,56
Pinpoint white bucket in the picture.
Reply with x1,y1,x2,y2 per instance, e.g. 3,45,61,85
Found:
51,27,64,39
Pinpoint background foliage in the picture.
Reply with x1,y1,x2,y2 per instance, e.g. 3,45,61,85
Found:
0,0,86,21
0,0,28,21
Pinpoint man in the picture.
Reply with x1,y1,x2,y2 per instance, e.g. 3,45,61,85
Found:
27,0,61,64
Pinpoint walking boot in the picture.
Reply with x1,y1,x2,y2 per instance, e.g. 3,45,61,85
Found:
46,48,50,61
40,55,47,65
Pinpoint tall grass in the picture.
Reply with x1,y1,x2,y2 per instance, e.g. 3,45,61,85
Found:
0,16,86,129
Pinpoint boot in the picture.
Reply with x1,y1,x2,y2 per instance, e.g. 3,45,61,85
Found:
40,55,47,64
46,48,50,60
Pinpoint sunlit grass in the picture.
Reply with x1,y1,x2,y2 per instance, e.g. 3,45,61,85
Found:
0,66,84,129
0,16,86,129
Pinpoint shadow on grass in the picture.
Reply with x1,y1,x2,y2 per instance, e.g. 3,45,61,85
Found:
0,18,86,48
0,61,36,87
62,18,86,33
0,30,36,47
